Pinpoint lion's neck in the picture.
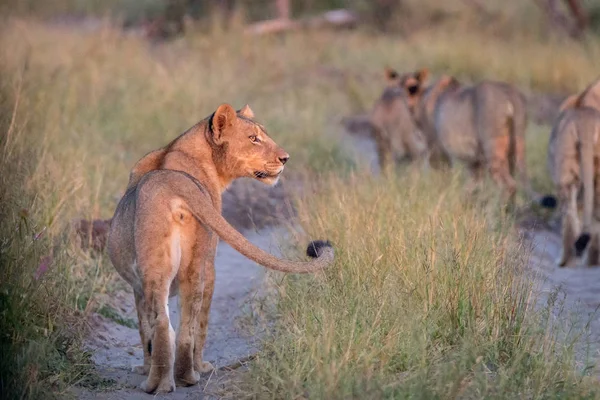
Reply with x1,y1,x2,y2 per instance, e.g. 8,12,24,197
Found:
160,125,231,211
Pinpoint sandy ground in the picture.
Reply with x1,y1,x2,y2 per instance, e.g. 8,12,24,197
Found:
527,228,600,367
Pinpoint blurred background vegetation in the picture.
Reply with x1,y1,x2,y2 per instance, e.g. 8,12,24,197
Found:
2,0,600,37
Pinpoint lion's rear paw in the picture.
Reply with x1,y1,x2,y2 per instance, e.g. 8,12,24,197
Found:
556,251,574,268
557,255,568,267
132,364,150,375
176,370,200,386
197,361,214,374
140,376,176,394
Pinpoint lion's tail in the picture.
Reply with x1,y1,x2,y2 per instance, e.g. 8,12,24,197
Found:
181,175,334,274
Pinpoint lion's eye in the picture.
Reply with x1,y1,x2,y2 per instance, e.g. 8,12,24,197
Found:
249,135,259,143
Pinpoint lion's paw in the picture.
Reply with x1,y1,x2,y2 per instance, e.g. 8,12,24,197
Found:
176,370,200,386
197,361,214,374
140,376,175,394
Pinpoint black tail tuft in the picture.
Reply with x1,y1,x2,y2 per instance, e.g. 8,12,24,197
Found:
575,233,591,256
306,240,332,258
539,195,558,209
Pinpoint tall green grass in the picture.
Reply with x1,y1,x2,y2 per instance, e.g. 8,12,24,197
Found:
0,55,100,399
246,171,597,398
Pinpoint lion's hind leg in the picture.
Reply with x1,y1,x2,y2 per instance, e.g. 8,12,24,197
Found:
174,274,202,386
192,261,215,375
485,134,518,205
558,185,580,267
132,290,152,375
174,237,216,386
135,239,178,393
587,173,600,266
139,283,176,394
586,228,600,266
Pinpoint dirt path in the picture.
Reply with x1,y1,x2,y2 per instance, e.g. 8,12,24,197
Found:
75,226,286,399
527,228,600,367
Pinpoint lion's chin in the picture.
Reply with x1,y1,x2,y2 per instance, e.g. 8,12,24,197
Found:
255,174,280,186
253,170,282,186
266,175,280,186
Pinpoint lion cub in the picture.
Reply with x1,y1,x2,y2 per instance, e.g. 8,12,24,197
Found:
369,67,428,173
107,104,334,393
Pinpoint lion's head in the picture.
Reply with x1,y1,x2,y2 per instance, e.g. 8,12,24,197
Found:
384,67,429,112
208,103,289,186
400,70,459,132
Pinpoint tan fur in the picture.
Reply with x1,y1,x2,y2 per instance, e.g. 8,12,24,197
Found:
107,104,334,394
547,107,600,266
576,77,600,111
559,94,578,113
369,68,428,173
406,71,537,203
408,74,458,168
548,79,600,267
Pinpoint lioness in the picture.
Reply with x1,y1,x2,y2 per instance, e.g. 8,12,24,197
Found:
405,69,547,205
548,78,600,266
107,104,334,393
369,67,428,173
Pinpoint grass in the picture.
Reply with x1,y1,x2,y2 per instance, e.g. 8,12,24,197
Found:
246,171,597,398
0,1,599,397
526,123,554,197
97,305,138,329
0,55,96,398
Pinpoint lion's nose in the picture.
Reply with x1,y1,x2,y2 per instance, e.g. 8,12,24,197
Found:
279,153,290,165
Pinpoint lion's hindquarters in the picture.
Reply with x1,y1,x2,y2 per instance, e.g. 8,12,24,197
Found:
435,92,477,163
549,108,600,266
131,181,196,393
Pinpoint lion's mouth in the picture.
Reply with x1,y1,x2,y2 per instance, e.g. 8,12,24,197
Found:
254,170,281,179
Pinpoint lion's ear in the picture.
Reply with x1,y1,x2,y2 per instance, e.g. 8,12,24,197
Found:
212,103,237,143
384,66,400,82
416,68,429,83
559,94,578,112
578,77,600,112
238,104,255,119
439,75,459,89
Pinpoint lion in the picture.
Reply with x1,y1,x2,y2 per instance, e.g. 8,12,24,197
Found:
404,69,550,206
369,67,428,173
107,103,334,394
398,69,453,169
547,78,600,267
